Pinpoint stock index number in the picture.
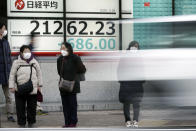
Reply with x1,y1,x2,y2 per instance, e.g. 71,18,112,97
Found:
67,21,115,36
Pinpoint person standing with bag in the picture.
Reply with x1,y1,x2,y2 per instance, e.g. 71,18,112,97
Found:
9,45,43,128
57,42,86,128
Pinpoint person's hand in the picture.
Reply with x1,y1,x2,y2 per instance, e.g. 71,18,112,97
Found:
37,86,41,92
10,88,15,93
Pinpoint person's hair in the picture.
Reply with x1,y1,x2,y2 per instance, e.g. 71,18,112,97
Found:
30,33,38,39
0,22,6,29
127,41,140,50
30,33,35,38
61,42,73,54
20,45,31,53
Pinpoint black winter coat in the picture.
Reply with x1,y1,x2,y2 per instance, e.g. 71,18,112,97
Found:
117,53,145,103
57,54,86,94
119,81,144,103
0,38,12,85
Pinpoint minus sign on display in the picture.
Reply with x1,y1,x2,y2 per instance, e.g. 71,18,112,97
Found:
11,35,64,37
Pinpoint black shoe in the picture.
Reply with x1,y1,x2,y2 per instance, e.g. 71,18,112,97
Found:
7,116,16,122
28,123,35,128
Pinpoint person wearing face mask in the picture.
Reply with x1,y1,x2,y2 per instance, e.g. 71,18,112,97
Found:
9,45,43,128
0,22,16,122
57,42,86,128
118,41,145,128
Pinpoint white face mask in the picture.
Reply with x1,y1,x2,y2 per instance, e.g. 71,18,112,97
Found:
130,47,138,50
23,53,31,59
3,30,7,37
61,50,68,56
130,47,138,53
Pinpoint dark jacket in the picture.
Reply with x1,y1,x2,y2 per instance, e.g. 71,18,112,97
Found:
117,53,144,103
119,81,144,103
57,54,86,94
0,38,12,85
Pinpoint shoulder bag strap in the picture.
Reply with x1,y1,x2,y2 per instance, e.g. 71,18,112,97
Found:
15,64,33,85
60,58,64,80
29,64,33,80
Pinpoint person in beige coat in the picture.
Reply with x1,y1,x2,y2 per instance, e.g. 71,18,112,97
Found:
9,45,43,128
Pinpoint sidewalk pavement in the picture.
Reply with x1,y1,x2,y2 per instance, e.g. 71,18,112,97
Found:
1,108,196,128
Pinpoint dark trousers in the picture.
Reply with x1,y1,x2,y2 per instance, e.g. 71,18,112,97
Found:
15,92,37,126
61,93,78,126
123,102,140,122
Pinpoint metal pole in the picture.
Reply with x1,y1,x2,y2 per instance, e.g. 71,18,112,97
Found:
172,0,175,16
63,0,66,42
119,0,122,50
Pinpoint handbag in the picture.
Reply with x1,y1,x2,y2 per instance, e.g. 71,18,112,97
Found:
16,64,34,95
37,90,43,102
59,58,75,93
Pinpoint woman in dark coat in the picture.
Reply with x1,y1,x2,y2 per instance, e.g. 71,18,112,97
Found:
57,42,86,128
118,41,144,128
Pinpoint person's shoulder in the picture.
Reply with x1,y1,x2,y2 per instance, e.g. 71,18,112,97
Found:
58,55,63,58
13,59,19,64
57,55,63,60
2,38,9,43
12,59,21,67
72,54,80,59
31,58,39,64
71,54,81,62
2,38,7,41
